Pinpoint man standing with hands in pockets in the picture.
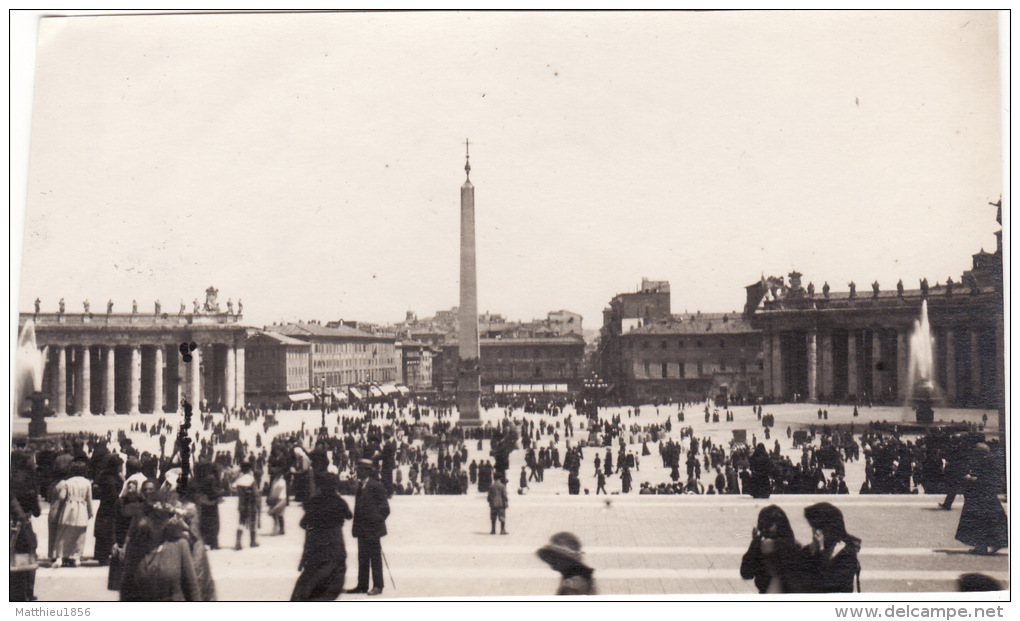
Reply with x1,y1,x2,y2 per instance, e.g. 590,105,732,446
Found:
346,459,390,596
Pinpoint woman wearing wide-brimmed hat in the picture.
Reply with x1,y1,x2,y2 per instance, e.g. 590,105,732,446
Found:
537,532,596,595
795,502,861,592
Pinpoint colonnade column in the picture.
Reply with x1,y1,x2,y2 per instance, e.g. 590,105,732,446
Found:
129,345,141,415
234,345,245,410
104,346,116,415
762,334,773,399
55,346,67,416
771,333,783,400
153,345,164,416
871,331,882,399
807,331,818,402
969,330,981,400
847,331,858,398
945,329,956,403
76,346,91,415
224,346,236,412
897,330,909,402
821,331,834,400
190,347,202,412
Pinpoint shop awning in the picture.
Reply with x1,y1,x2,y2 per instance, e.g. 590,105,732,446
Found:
396,385,410,395
288,392,314,402
369,385,384,398
380,383,399,395
330,389,348,401
349,387,364,400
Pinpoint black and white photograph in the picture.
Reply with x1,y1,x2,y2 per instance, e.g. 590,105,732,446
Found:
9,9,1009,609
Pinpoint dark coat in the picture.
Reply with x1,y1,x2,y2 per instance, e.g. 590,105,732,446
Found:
955,455,1008,549
352,476,390,539
792,540,861,593
292,491,352,601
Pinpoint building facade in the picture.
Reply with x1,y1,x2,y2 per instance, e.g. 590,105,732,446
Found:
275,321,399,394
20,296,246,415
243,331,312,406
435,334,586,394
396,340,435,390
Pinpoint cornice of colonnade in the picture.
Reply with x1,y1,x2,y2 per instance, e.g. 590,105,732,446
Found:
21,312,251,348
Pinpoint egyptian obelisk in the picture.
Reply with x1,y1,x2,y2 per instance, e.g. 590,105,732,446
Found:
457,139,481,425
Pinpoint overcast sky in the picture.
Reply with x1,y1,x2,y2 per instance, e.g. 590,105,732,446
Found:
11,11,1006,332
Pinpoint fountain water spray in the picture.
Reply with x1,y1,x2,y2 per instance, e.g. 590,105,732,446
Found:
905,300,937,423
13,320,44,416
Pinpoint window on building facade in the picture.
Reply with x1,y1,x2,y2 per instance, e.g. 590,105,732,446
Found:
661,362,668,378
678,363,685,378
661,340,667,349
740,360,748,374
696,340,703,348
697,362,703,377
641,341,648,349
644,362,650,378
720,339,726,348
720,361,727,372
678,340,685,348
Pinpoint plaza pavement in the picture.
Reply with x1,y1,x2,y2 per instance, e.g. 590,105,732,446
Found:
17,402,1007,600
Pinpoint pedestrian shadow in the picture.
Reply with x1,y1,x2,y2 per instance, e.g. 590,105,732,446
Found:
934,548,1006,556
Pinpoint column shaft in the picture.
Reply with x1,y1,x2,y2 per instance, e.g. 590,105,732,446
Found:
821,331,834,399
871,330,882,400
129,346,141,415
190,347,202,412
847,331,858,398
945,329,956,403
897,330,909,402
153,346,164,415
76,347,91,415
105,346,116,415
55,346,67,415
970,330,981,401
762,334,773,399
771,333,783,400
224,346,236,412
807,331,818,402
235,345,245,410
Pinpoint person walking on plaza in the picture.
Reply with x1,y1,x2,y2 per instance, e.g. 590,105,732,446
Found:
346,459,390,596
955,443,1008,556
595,470,607,495
537,532,597,595
519,465,528,492
234,461,259,550
291,472,352,601
267,465,289,535
52,461,94,567
488,473,509,535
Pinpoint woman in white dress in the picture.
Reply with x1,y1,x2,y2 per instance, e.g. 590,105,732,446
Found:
52,461,94,567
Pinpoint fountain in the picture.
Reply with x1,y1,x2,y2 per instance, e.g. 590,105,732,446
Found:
14,319,52,437
905,299,937,424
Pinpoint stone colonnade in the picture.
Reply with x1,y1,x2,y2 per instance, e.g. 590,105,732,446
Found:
762,325,992,406
40,342,245,415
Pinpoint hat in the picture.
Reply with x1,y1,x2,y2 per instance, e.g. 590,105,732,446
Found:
537,531,590,572
356,458,377,471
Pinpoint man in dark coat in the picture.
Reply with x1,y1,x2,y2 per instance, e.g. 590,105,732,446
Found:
346,459,390,596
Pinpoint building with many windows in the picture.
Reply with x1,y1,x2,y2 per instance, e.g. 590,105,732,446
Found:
434,334,586,395
243,331,312,407
274,321,399,395
597,279,762,403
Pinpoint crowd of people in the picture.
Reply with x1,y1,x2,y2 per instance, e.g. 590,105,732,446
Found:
9,394,1008,601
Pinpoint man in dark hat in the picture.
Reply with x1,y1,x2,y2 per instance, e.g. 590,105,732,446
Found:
346,458,390,596
537,532,596,595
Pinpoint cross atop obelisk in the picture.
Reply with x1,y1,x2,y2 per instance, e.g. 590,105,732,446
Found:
457,139,481,426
